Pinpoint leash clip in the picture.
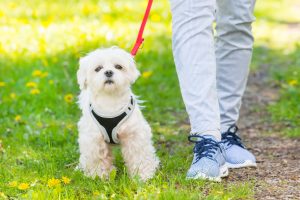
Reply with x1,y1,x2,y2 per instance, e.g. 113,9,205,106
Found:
131,38,144,56
130,0,153,56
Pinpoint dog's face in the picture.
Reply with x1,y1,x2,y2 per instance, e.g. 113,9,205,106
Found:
77,47,140,94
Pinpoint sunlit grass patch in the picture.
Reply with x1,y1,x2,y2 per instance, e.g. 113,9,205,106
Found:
0,0,171,59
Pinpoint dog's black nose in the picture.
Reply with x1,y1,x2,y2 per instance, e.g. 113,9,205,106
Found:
104,70,113,77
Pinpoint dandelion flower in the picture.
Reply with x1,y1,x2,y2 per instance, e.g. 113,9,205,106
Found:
10,93,16,99
14,115,21,122
42,59,49,66
61,176,71,184
41,72,48,78
0,82,6,87
36,122,43,128
26,82,37,88
0,192,7,199
288,80,298,86
66,124,73,129
48,178,61,188
32,70,43,77
30,89,40,95
142,71,153,79
93,191,100,196
8,181,18,187
64,94,74,103
18,183,29,190
151,14,161,22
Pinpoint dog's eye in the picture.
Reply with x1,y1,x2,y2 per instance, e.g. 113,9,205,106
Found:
95,66,103,72
114,64,123,70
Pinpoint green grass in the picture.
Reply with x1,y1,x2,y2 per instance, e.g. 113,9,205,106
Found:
253,0,300,137
268,61,300,137
0,0,299,199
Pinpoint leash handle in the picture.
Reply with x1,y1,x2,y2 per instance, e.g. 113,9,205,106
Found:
130,0,153,56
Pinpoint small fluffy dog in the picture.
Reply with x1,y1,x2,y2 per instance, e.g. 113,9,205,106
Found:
76,46,159,181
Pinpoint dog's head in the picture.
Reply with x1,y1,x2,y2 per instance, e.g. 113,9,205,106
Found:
77,47,140,94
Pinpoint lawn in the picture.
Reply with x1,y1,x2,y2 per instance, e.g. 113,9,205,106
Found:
0,0,299,199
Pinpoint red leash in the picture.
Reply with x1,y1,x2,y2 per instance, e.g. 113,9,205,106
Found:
130,0,153,56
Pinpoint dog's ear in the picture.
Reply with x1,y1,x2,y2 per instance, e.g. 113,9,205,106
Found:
129,58,140,84
77,57,88,90
128,55,140,84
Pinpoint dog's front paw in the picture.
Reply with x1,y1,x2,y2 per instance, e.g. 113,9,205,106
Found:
141,158,160,181
86,168,113,180
132,156,160,181
77,163,116,180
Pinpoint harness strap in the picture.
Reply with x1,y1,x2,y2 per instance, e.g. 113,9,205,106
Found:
130,0,153,56
90,96,135,144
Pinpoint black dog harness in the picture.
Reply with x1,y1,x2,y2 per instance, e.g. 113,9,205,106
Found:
89,96,135,144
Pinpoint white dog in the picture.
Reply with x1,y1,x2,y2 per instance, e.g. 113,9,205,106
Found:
76,46,159,181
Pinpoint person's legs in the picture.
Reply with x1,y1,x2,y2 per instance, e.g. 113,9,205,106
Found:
170,0,220,140
215,0,257,168
215,0,256,132
170,0,228,181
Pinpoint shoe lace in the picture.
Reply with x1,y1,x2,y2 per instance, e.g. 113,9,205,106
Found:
221,125,245,148
188,135,219,163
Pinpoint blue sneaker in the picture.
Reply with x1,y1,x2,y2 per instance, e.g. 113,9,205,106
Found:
221,125,257,168
186,135,228,182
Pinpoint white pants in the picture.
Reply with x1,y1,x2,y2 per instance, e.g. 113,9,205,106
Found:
170,0,256,140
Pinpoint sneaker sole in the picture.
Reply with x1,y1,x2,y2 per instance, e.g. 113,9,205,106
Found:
226,160,257,169
220,164,229,178
186,164,229,182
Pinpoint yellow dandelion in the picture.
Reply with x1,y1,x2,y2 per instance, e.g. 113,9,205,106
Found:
8,181,18,187
93,191,100,196
32,70,48,78
26,81,37,88
64,94,74,103
61,176,71,184
10,93,16,99
32,10,37,18
14,115,21,122
37,122,43,128
0,82,6,87
48,178,61,188
42,15,53,26
9,2,17,9
30,89,40,95
142,71,153,79
32,70,43,77
19,18,29,24
49,80,54,85
0,192,7,199
151,14,161,22
42,59,49,66
18,183,30,190
66,124,73,129
288,80,298,86
102,15,113,22
41,72,48,78
81,4,98,16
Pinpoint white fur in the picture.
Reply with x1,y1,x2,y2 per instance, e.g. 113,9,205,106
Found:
76,46,159,181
